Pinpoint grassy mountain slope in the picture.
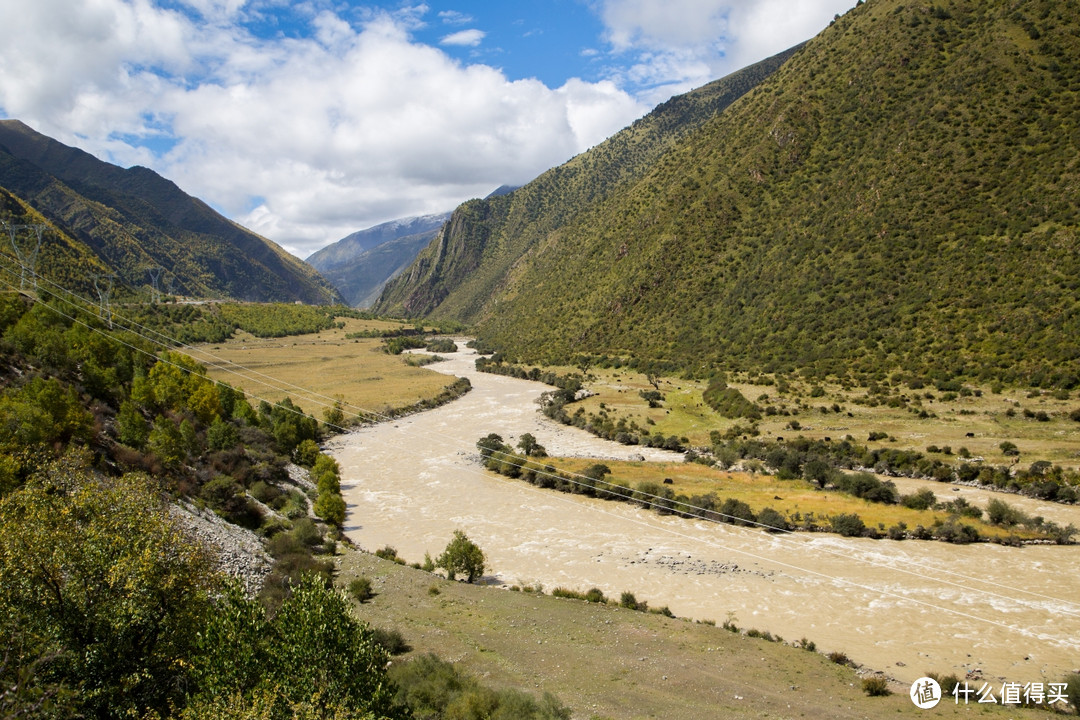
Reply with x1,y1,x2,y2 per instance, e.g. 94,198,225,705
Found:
0,120,343,304
307,213,450,307
374,45,803,320
380,0,1080,389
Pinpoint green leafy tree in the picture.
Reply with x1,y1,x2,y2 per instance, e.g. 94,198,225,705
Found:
207,416,240,451
116,399,149,448
148,414,186,467
314,491,346,527
0,461,218,719
190,574,403,719
436,530,486,583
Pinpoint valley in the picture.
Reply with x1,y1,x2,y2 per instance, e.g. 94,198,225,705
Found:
331,342,1080,689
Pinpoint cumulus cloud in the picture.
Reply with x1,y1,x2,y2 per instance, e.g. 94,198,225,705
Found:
0,1,854,258
0,1,647,257
598,0,855,99
440,29,486,47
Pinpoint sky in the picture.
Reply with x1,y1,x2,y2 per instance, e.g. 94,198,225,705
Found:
0,0,855,258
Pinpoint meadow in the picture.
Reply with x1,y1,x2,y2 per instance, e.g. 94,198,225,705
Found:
195,317,458,422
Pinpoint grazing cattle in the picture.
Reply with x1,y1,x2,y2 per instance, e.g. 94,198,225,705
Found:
663,478,673,485
965,432,975,437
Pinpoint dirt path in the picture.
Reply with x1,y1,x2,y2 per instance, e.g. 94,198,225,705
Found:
331,344,1080,685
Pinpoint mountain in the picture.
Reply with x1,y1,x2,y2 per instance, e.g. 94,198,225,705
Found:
376,0,1080,388
0,120,343,304
306,213,450,307
374,43,803,322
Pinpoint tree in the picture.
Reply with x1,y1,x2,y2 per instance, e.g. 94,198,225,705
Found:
573,355,593,378
436,530,486,583
517,433,546,457
0,461,218,719
189,574,404,719
314,491,346,527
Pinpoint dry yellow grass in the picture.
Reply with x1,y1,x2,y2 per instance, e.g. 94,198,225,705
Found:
193,318,456,420
546,457,1038,541
574,368,1080,470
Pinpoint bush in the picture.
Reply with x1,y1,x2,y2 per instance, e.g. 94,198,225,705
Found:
862,677,891,696
928,672,960,696
584,587,607,604
830,513,867,537
1062,673,1080,715
349,576,374,603
757,507,789,532
901,488,936,510
986,498,1027,527
827,651,851,666
390,653,570,720
371,627,411,655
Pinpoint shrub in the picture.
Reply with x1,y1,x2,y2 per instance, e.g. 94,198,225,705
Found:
862,677,891,696
757,507,789,532
830,513,867,537
1063,673,1080,715
375,546,402,562
901,488,936,510
928,672,960,696
371,627,410,655
986,498,1027,527
827,651,851,666
349,576,373,603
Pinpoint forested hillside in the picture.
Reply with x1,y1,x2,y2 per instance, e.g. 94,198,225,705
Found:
0,120,343,304
379,0,1080,389
374,44,802,320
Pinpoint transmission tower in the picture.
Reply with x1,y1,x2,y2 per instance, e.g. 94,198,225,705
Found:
146,266,165,304
4,221,45,293
92,273,116,328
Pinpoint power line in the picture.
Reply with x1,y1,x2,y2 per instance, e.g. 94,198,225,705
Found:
1,255,1078,628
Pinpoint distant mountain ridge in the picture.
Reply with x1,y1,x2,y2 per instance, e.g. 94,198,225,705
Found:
306,212,451,307
0,120,343,304
377,0,1080,388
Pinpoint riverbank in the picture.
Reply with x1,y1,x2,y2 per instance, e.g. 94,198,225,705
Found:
332,342,1080,687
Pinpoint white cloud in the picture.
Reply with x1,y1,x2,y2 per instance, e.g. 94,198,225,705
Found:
440,28,485,47
0,1,853,260
437,10,473,25
0,2,648,258
597,0,856,95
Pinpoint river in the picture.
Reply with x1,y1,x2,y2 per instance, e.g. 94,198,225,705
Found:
330,343,1080,685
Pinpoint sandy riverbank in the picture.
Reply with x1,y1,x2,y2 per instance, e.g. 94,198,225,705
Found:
331,343,1080,685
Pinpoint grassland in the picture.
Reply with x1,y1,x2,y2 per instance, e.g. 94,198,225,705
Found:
336,545,1057,720
572,367,1080,472
195,317,458,422
546,457,1041,543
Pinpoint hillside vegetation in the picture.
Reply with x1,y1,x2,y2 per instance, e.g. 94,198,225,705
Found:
375,44,802,320
0,120,342,304
379,0,1080,389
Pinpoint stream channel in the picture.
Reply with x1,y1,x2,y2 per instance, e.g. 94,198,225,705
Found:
330,342,1080,685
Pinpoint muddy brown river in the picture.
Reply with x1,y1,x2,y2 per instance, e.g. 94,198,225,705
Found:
331,344,1080,685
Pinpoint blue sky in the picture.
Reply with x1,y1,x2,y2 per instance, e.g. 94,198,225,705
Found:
0,0,855,257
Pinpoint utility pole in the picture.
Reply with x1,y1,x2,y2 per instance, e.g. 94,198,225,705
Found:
4,221,45,293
